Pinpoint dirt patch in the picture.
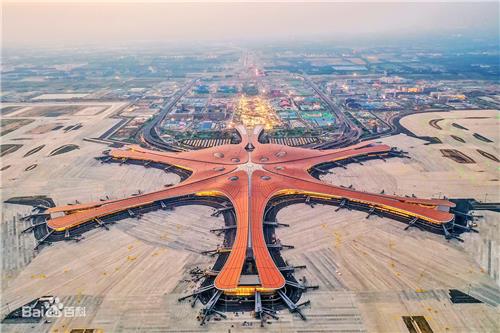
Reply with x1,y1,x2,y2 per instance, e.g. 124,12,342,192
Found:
63,123,83,132
48,144,80,156
23,145,45,157
4,195,55,207
26,123,63,135
451,135,465,143
428,118,443,130
24,164,37,171
473,133,494,143
440,149,475,164
0,119,34,136
0,106,23,115
74,106,107,116
0,144,23,157
16,105,86,117
452,122,468,130
477,149,499,162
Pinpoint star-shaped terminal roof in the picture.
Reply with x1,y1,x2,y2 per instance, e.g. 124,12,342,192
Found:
45,126,455,292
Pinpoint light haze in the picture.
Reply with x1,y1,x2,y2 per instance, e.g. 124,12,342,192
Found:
2,2,499,48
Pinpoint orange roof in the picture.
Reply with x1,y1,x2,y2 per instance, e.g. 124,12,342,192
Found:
45,125,455,291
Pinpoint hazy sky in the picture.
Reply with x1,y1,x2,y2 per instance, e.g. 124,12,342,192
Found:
2,1,499,48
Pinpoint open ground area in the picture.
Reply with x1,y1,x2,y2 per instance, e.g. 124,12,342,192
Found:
324,110,500,203
1,103,498,332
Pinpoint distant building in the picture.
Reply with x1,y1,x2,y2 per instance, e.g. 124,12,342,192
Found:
243,85,259,96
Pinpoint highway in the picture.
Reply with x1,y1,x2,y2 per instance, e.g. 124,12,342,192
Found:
140,79,197,151
302,75,362,148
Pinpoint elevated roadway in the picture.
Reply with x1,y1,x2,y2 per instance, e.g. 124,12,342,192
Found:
139,79,197,151
302,75,362,148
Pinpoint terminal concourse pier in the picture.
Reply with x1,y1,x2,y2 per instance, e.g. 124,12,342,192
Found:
22,125,463,324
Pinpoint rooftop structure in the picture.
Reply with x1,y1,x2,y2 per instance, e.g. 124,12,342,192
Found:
33,126,455,300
